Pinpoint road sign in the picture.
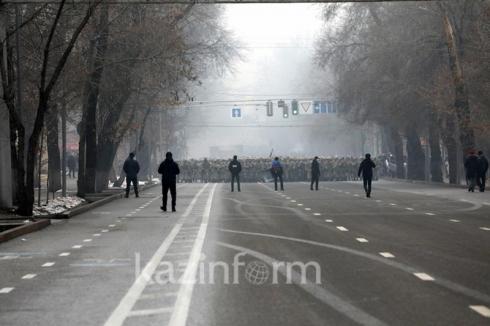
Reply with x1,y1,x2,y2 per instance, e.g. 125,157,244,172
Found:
231,106,242,118
299,101,313,114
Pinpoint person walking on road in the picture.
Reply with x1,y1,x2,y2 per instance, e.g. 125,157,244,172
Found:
358,153,376,198
123,153,140,198
465,150,479,192
271,157,284,191
158,152,180,212
67,153,77,178
476,150,488,192
228,155,242,192
311,156,320,191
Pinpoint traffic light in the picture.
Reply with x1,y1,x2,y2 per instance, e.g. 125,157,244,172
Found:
283,106,289,118
291,100,299,115
266,100,273,116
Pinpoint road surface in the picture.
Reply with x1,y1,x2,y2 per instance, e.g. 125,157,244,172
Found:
1,180,489,325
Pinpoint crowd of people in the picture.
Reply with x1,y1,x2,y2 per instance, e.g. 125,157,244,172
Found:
178,157,372,183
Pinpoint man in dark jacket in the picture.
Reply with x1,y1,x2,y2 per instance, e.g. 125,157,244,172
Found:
271,157,284,191
477,150,489,192
358,153,376,198
123,153,140,198
465,150,479,192
228,155,242,192
158,152,180,212
310,156,320,191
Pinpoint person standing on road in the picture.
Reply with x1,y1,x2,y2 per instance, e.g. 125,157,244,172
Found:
271,157,284,191
123,153,140,198
158,152,180,212
465,150,479,192
477,150,488,192
358,153,376,198
310,156,320,191
228,155,242,192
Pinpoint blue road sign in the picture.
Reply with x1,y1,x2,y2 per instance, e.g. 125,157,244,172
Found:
231,107,242,118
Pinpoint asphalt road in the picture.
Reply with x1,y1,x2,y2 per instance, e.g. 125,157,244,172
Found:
0,180,489,325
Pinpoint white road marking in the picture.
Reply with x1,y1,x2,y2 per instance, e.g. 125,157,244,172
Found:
168,184,217,326
59,252,71,256
0,287,14,294
375,200,382,203
356,238,369,243
405,208,414,211
42,262,55,267
379,252,395,258
389,203,397,206
304,208,311,211
93,233,101,237
108,224,116,228
480,227,490,231
425,213,436,216
313,213,321,216
414,273,435,281
345,192,350,194
469,305,490,318
127,307,173,317
290,200,296,203
286,197,291,200
72,245,82,249
325,219,333,223
336,226,348,232
83,239,92,242
101,230,109,233
449,219,460,223
483,202,490,206
297,203,303,206
104,183,209,326
22,274,37,279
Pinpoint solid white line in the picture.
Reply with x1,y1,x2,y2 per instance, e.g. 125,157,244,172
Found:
104,184,208,326
356,238,369,243
414,273,435,281
0,287,14,293
379,252,395,258
127,307,173,317
469,305,490,318
22,274,37,279
42,262,55,267
337,226,348,232
59,252,70,256
168,184,217,326
72,245,82,249
425,213,436,216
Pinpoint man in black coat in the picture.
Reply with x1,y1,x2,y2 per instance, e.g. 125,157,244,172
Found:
228,155,242,192
465,151,479,192
477,150,488,192
123,153,140,198
358,153,376,198
158,152,180,212
310,156,320,191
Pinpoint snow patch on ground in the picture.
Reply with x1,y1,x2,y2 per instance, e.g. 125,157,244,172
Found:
33,197,86,216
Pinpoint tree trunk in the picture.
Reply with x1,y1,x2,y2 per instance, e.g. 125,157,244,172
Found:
439,113,458,184
390,127,404,179
46,105,61,192
95,139,118,192
83,5,109,194
441,12,475,155
428,112,443,183
406,127,425,181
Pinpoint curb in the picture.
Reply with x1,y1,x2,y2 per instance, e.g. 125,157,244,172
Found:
0,219,51,244
382,177,467,189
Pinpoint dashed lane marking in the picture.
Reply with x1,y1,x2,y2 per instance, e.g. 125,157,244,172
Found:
353,194,360,197
336,226,348,232
405,208,414,211
313,213,321,216
356,238,369,243
108,224,116,228
305,208,311,211
72,245,82,249
42,262,55,267
480,227,490,231
469,305,490,318
379,252,395,258
101,229,109,233
375,200,382,203
290,200,296,203
425,213,436,216
83,239,92,242
297,203,303,206
59,252,70,256
389,203,397,206
127,307,173,317
0,287,14,294
93,234,101,237
22,274,37,279
414,273,435,281
449,219,461,223
325,219,333,223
